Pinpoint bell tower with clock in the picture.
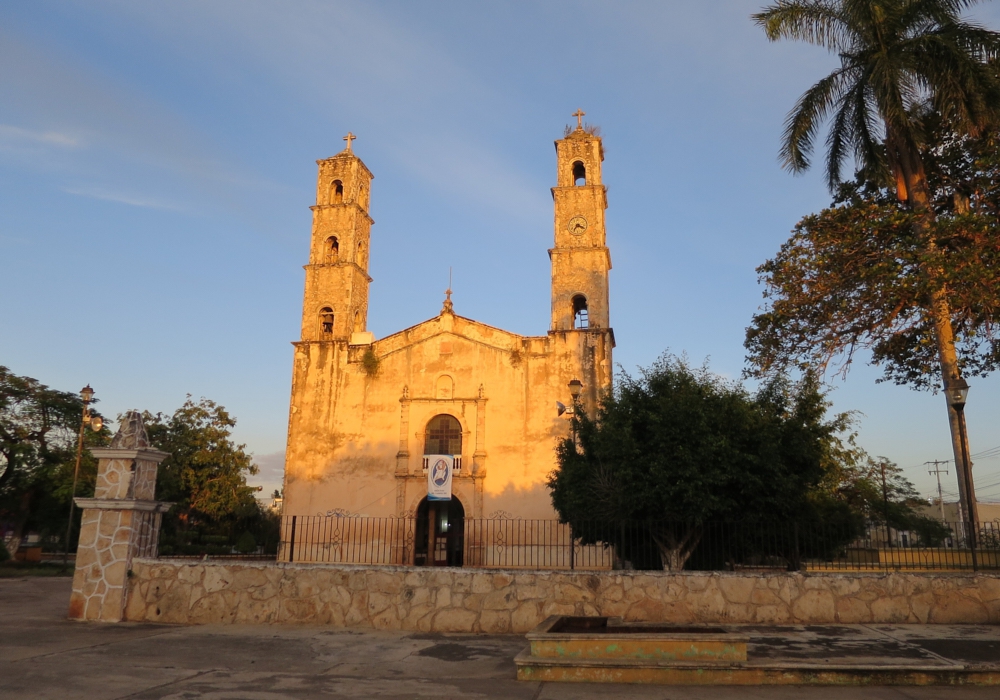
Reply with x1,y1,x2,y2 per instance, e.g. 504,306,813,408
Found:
549,110,611,332
299,132,374,342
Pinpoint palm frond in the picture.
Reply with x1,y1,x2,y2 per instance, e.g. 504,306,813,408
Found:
851,80,888,184
753,0,852,51
902,32,1000,132
780,68,851,172
901,0,988,30
759,0,1000,193
824,94,853,188
948,23,1000,61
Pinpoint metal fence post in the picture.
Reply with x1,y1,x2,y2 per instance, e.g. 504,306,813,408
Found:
791,521,801,572
289,515,297,563
570,526,575,571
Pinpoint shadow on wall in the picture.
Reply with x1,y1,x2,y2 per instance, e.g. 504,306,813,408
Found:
285,438,397,484
483,481,558,519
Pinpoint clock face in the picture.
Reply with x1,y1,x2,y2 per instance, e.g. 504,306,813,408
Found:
568,216,588,235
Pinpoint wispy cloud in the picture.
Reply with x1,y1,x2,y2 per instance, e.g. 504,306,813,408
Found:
0,26,280,221
64,185,179,210
0,124,84,149
93,0,551,225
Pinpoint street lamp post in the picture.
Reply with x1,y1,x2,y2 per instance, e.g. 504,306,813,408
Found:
63,385,103,569
945,377,977,572
566,378,583,571
567,379,583,444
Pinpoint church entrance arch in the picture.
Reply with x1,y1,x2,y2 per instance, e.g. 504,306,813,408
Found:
413,496,465,567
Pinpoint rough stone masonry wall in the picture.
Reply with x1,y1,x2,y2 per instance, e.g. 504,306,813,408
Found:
127,559,1000,632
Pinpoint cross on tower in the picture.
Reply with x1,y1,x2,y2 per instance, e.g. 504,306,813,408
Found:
442,266,454,313
572,109,585,129
343,132,356,152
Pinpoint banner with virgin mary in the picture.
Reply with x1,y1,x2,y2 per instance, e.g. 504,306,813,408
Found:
426,454,453,501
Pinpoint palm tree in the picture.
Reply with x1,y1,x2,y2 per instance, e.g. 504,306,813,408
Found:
753,0,1000,523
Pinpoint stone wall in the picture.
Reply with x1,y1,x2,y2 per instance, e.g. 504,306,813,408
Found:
127,559,1000,632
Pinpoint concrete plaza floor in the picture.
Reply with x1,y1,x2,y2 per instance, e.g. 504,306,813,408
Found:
2,576,999,699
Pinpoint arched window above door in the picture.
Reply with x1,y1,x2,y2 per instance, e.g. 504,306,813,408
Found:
424,414,462,456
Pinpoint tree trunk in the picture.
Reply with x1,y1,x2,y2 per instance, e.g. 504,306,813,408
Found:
9,489,33,555
652,525,702,572
899,141,980,526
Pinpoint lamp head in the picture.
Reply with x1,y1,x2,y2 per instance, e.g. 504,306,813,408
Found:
568,379,583,400
80,385,94,404
946,377,970,409
89,415,103,432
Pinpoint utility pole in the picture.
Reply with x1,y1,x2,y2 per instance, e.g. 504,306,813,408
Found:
925,460,949,523
879,460,892,547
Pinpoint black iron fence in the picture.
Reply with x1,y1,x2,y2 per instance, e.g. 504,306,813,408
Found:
267,516,1000,572
133,510,162,559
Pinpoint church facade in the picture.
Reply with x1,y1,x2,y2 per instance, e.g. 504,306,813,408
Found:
281,120,614,560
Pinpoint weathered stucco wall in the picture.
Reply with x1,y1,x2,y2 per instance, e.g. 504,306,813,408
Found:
127,559,1000,632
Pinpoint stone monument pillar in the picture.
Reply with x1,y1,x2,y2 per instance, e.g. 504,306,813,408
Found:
68,411,171,622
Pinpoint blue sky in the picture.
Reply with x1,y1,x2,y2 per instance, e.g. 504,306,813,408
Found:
2,1,999,502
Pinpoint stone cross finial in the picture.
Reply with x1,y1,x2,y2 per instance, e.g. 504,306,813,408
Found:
441,266,454,314
343,132,356,152
572,109,585,130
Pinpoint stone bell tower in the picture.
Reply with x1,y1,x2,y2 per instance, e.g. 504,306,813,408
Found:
300,133,375,343
550,110,611,332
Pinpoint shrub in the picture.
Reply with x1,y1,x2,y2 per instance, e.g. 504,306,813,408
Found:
235,531,257,554
362,347,381,378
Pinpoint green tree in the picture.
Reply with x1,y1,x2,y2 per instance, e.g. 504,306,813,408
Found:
819,451,951,543
0,367,108,550
547,355,853,570
753,0,1000,513
143,397,261,531
746,116,1000,388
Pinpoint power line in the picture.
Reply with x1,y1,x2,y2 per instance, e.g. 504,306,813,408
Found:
912,444,1000,471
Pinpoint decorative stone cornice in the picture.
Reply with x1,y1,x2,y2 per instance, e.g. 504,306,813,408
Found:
90,448,171,463
74,498,174,513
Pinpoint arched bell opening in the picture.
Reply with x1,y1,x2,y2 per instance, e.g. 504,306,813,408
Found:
572,294,589,329
319,307,335,336
413,496,465,567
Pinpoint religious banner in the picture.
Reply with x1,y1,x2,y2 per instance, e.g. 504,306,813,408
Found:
426,454,453,501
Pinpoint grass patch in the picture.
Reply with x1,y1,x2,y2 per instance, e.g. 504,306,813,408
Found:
0,561,73,578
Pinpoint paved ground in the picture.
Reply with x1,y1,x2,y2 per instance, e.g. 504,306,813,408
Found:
2,577,999,699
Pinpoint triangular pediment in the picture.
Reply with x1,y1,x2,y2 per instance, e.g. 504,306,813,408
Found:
372,313,538,358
